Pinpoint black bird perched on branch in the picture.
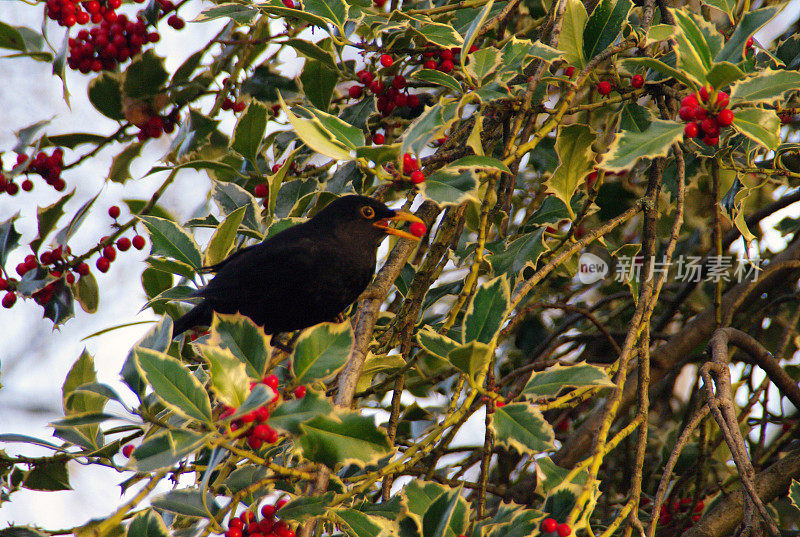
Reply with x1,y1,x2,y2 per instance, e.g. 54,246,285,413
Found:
171,195,425,340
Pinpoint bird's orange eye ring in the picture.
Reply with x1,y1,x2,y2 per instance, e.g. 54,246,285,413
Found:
360,206,375,219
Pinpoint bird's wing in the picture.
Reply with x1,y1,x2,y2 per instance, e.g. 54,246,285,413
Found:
196,235,335,316
201,243,259,273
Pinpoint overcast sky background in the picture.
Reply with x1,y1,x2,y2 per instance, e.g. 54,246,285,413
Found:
1,0,800,528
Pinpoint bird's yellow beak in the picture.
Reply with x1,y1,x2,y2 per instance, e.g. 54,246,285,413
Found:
374,211,425,241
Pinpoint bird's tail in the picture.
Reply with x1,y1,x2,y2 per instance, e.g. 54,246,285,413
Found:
172,302,213,338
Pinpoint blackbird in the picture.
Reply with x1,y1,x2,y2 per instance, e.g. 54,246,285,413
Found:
171,195,424,339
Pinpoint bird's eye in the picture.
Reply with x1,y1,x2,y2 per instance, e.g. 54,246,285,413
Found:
360,206,376,219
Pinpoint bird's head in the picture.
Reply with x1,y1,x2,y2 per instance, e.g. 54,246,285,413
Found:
312,195,425,244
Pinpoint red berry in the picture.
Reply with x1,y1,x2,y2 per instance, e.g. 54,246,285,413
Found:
746,36,754,49
439,59,454,73
108,205,121,218
372,133,385,145
254,183,269,197
439,49,454,61
77,263,90,276
556,523,571,537
695,500,705,512
716,91,729,109
348,85,363,99
701,117,720,136
407,94,420,108
272,163,282,173
597,81,612,95
21,179,33,192
276,498,288,509
410,170,425,184
631,74,644,88
423,60,437,70
394,93,407,107
117,237,131,251
542,518,558,533
263,374,279,389
254,406,270,421
221,98,234,110
402,152,417,172
229,518,244,530
241,411,256,423
718,108,734,126
409,222,426,238
679,106,695,121
261,504,276,518
692,514,701,522
252,424,270,440
0,278,6,291
495,401,505,407
698,86,711,102
392,75,406,89
16,263,28,277
226,529,242,537
564,66,575,77
293,385,307,398
132,235,146,250
680,94,699,108
702,135,719,146
167,14,185,29
233,101,246,113
6,182,19,195
96,257,110,273
122,444,134,457
357,70,374,84
66,272,75,284
247,435,263,449
369,79,384,94
282,0,294,6
693,107,707,120
380,54,393,67
240,512,255,524
684,122,699,138
2,292,16,309
103,245,117,262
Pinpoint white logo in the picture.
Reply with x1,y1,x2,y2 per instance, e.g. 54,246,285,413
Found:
578,253,609,284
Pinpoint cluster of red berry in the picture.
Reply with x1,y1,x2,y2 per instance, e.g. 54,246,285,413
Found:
592,74,643,97
540,518,571,536
219,375,306,450
95,206,146,273
655,497,704,526
679,86,733,146
67,14,159,73
46,0,130,28
1,148,66,196
220,78,247,113
1,244,95,309
252,163,297,199
134,109,179,141
402,153,425,185
224,501,294,537
65,0,183,74
419,46,476,73
353,66,422,118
